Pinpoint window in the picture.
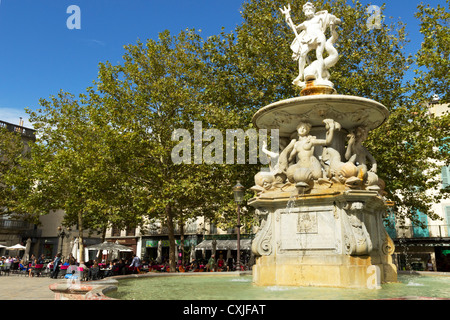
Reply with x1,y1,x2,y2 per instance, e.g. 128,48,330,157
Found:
126,227,136,236
442,166,450,189
446,206,450,237
111,226,121,237
412,210,429,238
384,211,397,239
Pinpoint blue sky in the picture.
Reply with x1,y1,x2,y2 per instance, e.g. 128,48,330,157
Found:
0,0,447,128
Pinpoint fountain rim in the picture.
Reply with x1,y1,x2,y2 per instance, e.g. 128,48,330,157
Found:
252,94,390,133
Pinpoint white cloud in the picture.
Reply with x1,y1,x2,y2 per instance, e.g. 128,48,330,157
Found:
0,107,33,129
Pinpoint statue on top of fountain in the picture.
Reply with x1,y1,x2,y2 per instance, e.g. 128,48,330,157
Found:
280,2,341,90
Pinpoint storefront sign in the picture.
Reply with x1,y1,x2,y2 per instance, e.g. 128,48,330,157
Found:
145,239,197,248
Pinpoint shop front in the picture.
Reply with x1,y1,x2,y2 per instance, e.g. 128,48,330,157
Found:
143,236,198,263
195,234,254,269
104,237,137,261
394,239,450,272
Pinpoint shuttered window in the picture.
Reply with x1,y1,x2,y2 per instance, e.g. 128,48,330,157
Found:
446,206,450,237
442,166,450,189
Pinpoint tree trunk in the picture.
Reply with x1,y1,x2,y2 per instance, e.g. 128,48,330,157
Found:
78,211,84,263
166,204,176,272
179,222,185,264
97,227,107,262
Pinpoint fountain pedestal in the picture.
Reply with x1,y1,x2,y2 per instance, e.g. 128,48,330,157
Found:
250,189,397,288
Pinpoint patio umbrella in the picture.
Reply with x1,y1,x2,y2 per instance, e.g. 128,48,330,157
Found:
226,249,232,260
22,238,32,262
86,241,133,252
71,237,79,261
6,244,26,250
190,244,196,263
6,243,26,258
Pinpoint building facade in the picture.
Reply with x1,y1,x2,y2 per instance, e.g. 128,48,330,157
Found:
385,99,450,272
0,120,37,257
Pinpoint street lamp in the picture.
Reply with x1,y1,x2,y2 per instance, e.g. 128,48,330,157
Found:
233,180,245,272
57,226,71,256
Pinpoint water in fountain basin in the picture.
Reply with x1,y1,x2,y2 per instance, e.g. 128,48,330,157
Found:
106,274,450,300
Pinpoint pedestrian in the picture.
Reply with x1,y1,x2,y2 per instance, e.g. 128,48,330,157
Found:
130,254,141,273
426,259,434,271
50,253,62,279
227,256,234,272
206,254,216,272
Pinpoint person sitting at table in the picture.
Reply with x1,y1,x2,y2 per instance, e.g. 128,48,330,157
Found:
19,260,27,273
102,260,114,277
28,258,37,277
88,261,100,280
217,255,225,272
37,254,45,264
190,259,199,272
115,259,126,275
68,253,76,265
78,260,88,281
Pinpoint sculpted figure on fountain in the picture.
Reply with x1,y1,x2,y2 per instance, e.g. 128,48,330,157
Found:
254,139,295,193
345,126,380,191
253,120,387,194
320,147,359,188
286,119,341,190
280,2,341,89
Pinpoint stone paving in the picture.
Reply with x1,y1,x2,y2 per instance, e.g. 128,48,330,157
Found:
0,275,59,300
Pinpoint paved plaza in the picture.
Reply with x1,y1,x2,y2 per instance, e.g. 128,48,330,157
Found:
0,275,57,300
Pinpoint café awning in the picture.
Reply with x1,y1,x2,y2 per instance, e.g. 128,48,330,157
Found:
195,239,252,251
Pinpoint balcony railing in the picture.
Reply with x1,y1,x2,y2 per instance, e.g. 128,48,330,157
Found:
145,223,201,235
387,224,450,239
0,219,33,231
0,120,36,140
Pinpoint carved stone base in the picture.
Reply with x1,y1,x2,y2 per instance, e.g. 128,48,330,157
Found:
249,190,397,288
253,255,397,288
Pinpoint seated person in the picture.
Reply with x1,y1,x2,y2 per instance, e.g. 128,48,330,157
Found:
88,261,100,280
217,255,225,271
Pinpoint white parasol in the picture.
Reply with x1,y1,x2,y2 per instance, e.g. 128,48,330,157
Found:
22,238,32,262
86,241,132,252
71,237,79,261
6,244,26,250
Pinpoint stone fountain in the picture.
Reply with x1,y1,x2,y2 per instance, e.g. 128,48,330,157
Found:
249,2,397,289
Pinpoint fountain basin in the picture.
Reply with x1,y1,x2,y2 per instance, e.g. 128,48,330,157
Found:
104,272,450,300
253,94,389,137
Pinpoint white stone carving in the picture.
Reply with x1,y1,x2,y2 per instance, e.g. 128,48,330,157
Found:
280,2,341,88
